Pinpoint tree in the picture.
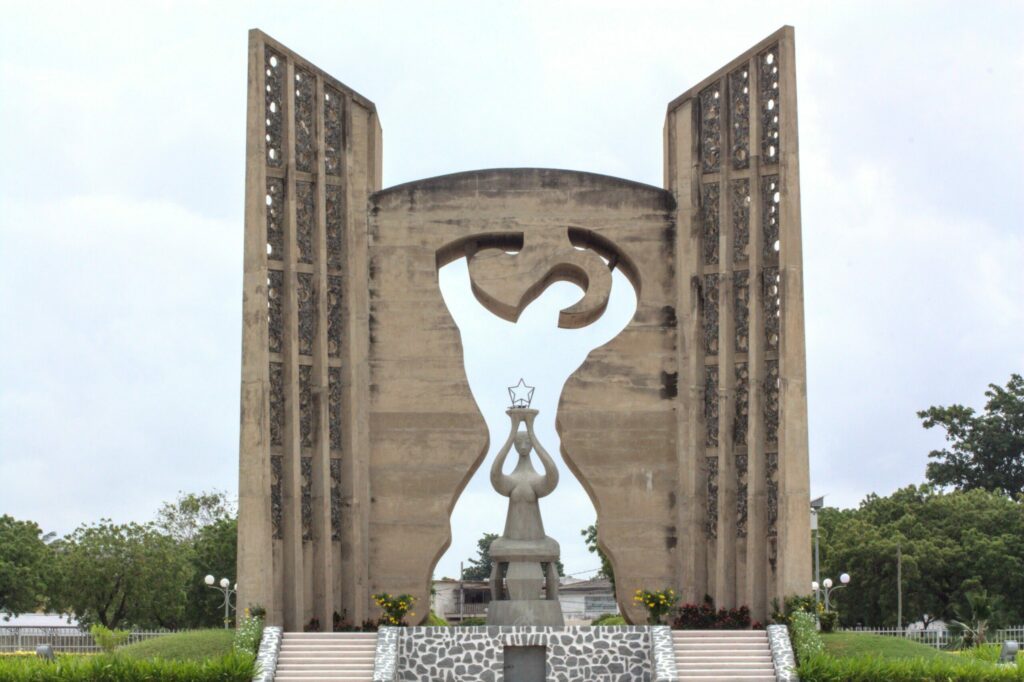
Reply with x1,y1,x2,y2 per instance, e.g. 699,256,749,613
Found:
581,523,615,587
183,517,238,627
50,520,191,629
818,486,1024,627
919,374,1024,495
0,515,51,617
461,532,563,581
155,489,236,543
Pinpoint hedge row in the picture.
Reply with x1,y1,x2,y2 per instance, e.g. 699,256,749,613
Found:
797,654,1024,681
0,652,256,681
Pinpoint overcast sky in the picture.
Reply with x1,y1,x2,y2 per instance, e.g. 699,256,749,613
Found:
1,1,1021,579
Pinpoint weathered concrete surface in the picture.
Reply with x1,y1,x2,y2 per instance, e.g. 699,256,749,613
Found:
238,26,811,629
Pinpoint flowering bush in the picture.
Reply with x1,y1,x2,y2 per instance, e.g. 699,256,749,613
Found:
234,608,264,655
372,592,416,626
89,624,129,653
633,587,679,625
672,596,752,630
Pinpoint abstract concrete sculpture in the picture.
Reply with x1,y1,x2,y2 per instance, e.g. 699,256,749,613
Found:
237,26,812,629
487,383,564,625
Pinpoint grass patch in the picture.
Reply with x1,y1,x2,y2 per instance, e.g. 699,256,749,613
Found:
0,651,256,681
822,632,946,660
118,629,236,661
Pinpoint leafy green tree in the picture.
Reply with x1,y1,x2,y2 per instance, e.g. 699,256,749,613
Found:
155,489,235,543
919,374,1024,495
0,515,51,617
461,532,562,580
462,533,499,580
581,523,615,587
818,486,1024,627
183,517,237,627
50,520,191,629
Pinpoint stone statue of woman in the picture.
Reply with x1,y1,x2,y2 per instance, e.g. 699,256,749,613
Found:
487,404,564,625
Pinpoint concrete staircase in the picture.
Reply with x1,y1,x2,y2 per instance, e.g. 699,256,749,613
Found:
672,630,777,681
273,632,377,681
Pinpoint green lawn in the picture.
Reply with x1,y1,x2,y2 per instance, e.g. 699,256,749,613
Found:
822,632,947,659
118,629,236,661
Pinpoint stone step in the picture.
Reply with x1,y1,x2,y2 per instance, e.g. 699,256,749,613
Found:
673,634,768,640
279,653,376,660
280,645,377,652
670,630,767,636
274,676,372,681
677,663,776,671
675,676,775,681
677,656,773,663
283,633,377,639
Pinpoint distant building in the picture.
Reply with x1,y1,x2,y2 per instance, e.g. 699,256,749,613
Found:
431,576,618,625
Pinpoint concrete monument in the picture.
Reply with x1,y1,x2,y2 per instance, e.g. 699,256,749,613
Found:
237,26,811,629
487,383,564,626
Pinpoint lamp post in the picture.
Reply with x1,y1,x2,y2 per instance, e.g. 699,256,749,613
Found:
810,496,824,609
811,573,850,613
204,575,237,629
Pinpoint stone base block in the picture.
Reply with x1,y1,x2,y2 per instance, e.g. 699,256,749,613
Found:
487,600,564,626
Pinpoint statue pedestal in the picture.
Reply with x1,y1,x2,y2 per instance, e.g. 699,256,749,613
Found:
487,600,565,626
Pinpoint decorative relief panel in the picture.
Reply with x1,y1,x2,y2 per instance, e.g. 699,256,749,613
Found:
763,267,781,353
762,175,780,261
327,276,343,358
330,458,341,541
268,270,284,354
734,270,749,354
729,66,750,169
301,457,313,542
266,178,284,261
296,182,315,265
326,185,345,271
701,183,720,266
294,68,316,173
734,362,749,447
705,456,719,539
324,88,343,176
765,359,780,445
328,366,343,451
759,45,781,164
731,178,750,264
299,364,314,448
699,84,722,174
269,362,284,447
271,455,282,540
766,452,779,571
705,365,719,448
264,49,284,167
736,452,748,538
703,274,720,356
297,273,317,356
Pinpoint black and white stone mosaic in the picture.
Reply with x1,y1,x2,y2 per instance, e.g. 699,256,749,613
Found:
251,625,281,682
767,624,798,681
392,626,654,682
373,626,399,682
650,626,678,681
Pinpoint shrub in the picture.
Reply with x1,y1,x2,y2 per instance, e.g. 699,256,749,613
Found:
789,611,825,662
671,596,752,630
457,617,487,626
633,587,679,625
818,611,838,633
234,611,264,655
89,624,130,653
591,613,626,625
0,652,257,681
372,593,416,626
425,611,449,626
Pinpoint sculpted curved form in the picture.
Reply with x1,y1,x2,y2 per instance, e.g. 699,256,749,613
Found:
486,407,564,625
238,28,811,631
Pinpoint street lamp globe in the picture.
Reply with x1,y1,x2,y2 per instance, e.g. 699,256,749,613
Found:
840,573,851,585
220,577,231,589
823,578,833,589
205,575,215,586
811,581,819,591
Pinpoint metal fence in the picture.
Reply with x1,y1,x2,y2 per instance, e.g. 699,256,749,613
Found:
0,626,176,654
840,625,1024,650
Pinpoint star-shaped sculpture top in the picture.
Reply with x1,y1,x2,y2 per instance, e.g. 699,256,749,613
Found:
508,379,535,409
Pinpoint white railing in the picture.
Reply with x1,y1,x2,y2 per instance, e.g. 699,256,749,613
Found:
839,625,1024,650
0,626,176,653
